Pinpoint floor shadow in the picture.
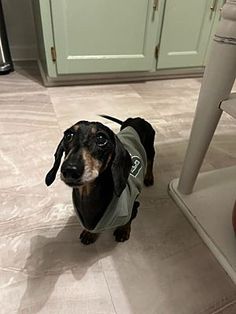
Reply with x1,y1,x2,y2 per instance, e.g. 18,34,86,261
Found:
18,216,117,314
14,61,44,86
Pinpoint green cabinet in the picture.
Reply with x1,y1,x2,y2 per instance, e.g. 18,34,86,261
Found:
48,0,162,74
33,0,222,84
157,0,222,69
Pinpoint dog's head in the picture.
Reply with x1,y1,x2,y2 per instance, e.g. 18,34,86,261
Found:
45,121,132,196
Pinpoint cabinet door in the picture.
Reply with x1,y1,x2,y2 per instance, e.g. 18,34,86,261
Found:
50,0,160,74
157,0,216,69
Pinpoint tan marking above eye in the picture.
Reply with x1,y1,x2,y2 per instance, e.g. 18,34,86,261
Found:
91,127,97,134
73,124,80,131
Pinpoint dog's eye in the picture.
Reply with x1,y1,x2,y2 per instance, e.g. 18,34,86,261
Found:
96,133,108,147
64,132,74,143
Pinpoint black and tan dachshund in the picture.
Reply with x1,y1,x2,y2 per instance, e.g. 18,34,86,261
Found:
46,116,155,245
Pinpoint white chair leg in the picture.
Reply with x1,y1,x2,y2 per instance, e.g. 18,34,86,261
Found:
178,0,236,194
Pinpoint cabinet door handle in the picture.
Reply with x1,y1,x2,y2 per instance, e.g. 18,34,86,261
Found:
210,0,218,11
153,0,159,11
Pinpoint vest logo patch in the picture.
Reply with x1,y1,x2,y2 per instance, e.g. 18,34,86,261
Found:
130,155,142,177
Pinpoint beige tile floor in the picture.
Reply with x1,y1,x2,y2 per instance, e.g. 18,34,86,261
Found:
0,63,236,314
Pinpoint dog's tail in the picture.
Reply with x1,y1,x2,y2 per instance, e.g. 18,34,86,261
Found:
99,114,123,125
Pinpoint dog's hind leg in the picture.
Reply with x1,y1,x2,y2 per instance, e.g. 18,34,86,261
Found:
113,201,139,242
144,151,155,186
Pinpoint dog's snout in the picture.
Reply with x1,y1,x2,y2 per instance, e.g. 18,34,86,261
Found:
61,164,81,180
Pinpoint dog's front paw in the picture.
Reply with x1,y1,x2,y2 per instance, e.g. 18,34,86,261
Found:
80,230,98,245
113,225,131,242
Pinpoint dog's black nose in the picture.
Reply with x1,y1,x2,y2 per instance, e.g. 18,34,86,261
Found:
61,164,80,180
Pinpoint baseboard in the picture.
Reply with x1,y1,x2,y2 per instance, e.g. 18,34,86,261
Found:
10,45,37,61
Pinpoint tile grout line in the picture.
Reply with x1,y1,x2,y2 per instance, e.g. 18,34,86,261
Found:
47,89,66,134
211,299,236,314
128,83,148,102
0,90,47,97
101,268,118,314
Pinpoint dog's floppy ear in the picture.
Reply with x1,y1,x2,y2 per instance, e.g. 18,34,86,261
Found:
45,138,64,186
111,136,132,197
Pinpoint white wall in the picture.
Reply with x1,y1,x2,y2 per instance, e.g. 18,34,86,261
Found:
2,0,37,60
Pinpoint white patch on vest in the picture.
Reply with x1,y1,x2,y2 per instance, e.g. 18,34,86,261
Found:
130,155,142,177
